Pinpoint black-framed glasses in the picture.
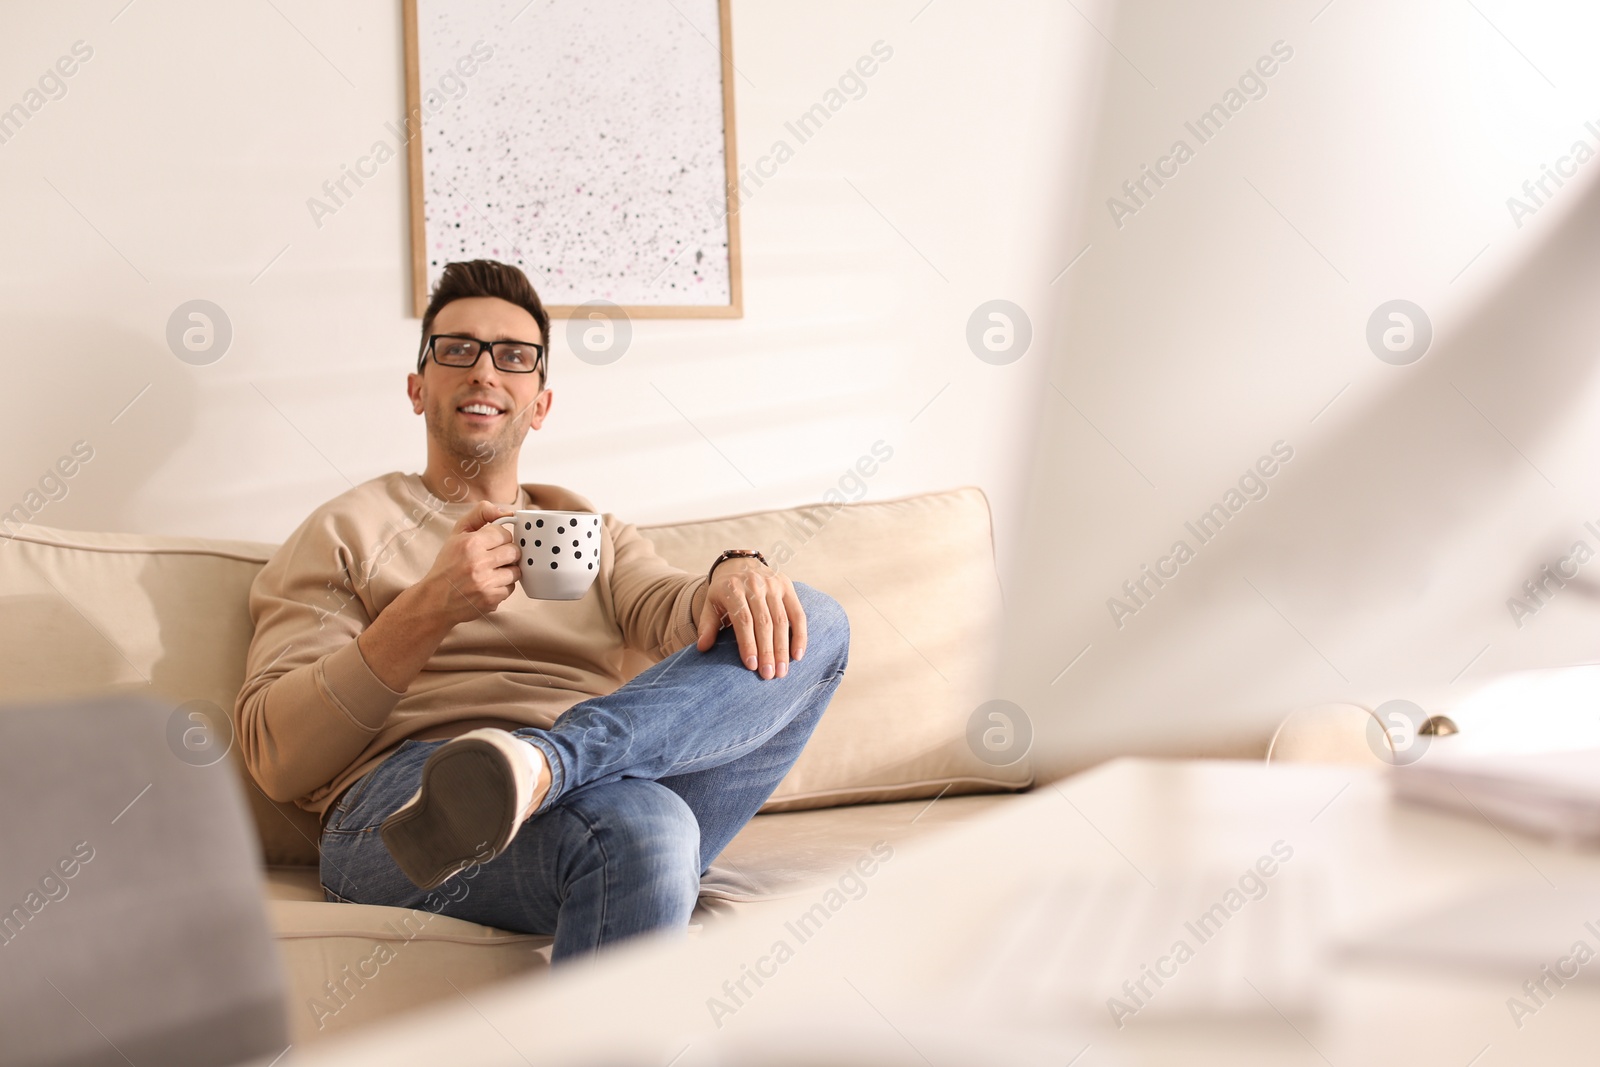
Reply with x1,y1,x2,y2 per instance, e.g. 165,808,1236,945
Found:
418,334,547,378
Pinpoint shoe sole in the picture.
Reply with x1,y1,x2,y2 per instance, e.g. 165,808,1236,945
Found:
380,738,518,890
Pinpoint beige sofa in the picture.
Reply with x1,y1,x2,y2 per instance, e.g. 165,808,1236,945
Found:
0,485,1031,1044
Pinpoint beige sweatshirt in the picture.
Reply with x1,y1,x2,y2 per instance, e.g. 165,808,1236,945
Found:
235,471,709,817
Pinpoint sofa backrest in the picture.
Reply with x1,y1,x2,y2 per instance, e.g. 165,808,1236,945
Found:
0,486,1028,867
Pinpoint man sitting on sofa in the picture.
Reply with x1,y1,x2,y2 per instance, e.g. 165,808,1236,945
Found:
235,259,850,963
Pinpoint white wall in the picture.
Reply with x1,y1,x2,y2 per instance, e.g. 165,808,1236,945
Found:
0,1,1097,560
1002,0,1600,779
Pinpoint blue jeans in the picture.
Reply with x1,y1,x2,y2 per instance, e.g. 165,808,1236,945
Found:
319,582,849,963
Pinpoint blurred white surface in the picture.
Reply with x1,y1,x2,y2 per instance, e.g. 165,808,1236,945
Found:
261,759,1600,1067
1444,664,1600,753
999,0,1600,785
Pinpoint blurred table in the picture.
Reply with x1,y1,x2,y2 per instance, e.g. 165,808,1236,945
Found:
268,759,1600,1067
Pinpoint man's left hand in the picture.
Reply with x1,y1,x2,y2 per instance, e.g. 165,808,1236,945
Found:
695,559,806,680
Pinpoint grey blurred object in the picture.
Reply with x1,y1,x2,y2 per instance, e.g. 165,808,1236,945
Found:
0,692,288,1067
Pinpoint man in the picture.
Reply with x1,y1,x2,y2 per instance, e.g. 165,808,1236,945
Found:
235,260,850,962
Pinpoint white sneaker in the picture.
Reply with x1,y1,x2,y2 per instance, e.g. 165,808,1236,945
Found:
379,728,546,890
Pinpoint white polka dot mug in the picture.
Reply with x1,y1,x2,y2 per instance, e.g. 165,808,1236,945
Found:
494,510,603,600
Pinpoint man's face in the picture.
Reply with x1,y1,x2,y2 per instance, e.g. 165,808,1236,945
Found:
407,296,552,467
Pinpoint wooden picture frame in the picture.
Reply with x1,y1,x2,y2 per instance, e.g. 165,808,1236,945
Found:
402,0,743,319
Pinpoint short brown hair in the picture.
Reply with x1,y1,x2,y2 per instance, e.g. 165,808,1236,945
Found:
417,260,550,384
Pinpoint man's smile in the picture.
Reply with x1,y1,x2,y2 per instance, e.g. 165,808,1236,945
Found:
455,398,506,423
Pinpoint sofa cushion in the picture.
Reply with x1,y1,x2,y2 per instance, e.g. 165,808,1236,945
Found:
261,793,1008,1042
0,525,324,867
634,487,1032,810
699,791,1014,899
266,889,551,1042
0,486,1026,866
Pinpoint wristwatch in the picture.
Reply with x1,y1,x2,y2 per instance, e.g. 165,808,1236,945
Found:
707,548,768,582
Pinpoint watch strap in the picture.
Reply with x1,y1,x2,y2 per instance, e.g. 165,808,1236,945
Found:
707,548,768,583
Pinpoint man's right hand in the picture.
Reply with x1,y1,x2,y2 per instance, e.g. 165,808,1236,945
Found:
354,502,520,696
413,501,521,628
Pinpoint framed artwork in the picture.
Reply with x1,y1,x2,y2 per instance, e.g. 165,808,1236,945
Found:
402,0,743,318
